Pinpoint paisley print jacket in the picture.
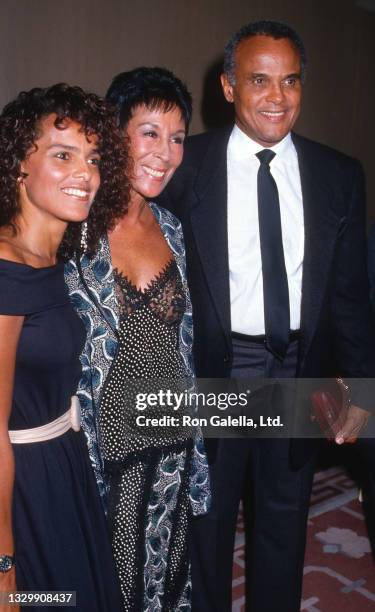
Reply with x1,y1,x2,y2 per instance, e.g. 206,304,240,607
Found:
65,203,210,516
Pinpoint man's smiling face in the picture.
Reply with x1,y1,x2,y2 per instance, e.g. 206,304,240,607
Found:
221,35,302,147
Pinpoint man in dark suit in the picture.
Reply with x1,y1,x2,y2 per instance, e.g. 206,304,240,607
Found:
160,20,374,612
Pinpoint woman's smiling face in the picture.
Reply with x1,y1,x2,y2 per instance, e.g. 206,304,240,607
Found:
19,113,100,223
125,104,186,202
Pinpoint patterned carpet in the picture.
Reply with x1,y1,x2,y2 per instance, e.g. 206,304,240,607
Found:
232,465,375,611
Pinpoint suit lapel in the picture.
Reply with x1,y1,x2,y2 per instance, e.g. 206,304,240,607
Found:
190,129,232,342
293,134,344,366
187,130,344,362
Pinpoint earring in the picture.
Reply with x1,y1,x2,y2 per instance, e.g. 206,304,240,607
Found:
18,171,28,183
80,222,88,252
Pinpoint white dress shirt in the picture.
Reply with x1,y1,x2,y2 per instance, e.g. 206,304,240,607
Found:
227,125,304,335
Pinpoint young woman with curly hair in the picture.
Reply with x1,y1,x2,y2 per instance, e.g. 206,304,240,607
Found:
0,83,127,612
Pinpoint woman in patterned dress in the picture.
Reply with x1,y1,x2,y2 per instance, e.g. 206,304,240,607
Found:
65,68,210,611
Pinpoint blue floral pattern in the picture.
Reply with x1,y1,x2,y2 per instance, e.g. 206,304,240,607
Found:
143,450,191,611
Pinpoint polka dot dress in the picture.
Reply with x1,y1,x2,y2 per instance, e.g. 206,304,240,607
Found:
100,260,193,611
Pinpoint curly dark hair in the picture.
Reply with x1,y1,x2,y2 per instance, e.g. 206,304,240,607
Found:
0,83,130,258
106,67,192,131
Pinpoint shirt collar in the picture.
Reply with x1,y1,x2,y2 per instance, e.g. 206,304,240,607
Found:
228,124,297,166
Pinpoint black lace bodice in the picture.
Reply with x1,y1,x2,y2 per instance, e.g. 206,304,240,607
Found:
113,258,185,325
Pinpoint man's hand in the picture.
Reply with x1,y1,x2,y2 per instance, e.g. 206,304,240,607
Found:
335,404,371,444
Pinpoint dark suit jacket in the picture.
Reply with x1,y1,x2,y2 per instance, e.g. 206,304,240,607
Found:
160,128,375,419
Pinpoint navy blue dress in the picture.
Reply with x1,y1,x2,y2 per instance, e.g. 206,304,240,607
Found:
0,259,123,611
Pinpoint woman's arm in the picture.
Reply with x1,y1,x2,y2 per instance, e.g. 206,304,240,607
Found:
0,314,23,610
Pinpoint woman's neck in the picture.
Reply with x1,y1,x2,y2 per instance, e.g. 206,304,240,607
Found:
0,212,67,266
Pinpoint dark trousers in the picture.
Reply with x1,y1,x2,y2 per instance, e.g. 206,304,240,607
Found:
190,338,316,612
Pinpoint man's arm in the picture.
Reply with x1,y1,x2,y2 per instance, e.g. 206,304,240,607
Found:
330,160,375,442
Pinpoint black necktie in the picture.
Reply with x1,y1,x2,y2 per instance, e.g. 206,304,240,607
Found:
256,149,290,360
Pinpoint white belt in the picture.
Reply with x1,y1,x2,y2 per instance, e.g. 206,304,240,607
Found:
9,396,81,444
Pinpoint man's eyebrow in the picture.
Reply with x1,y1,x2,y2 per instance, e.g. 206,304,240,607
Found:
249,72,301,79
283,72,301,79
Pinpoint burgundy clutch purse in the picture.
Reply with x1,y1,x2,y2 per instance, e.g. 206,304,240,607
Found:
311,378,350,440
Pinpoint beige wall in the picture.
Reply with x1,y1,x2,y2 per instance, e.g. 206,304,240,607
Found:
1,0,375,218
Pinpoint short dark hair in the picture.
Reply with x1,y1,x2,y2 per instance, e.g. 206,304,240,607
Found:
0,83,130,258
106,66,192,131
223,20,307,84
